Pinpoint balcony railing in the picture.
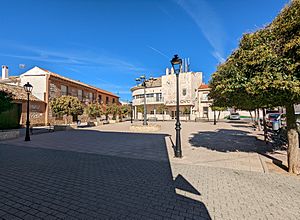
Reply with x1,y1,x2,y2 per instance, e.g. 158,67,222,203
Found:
133,97,164,105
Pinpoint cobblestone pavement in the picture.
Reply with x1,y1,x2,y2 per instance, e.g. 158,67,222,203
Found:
1,121,300,219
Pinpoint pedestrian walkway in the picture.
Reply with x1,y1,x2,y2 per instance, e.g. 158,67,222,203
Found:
1,121,300,219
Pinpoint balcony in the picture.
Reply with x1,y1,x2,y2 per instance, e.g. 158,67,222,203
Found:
133,97,164,105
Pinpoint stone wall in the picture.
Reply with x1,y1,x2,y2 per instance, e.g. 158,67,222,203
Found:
20,101,46,126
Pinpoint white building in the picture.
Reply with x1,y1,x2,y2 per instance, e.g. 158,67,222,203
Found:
131,67,202,121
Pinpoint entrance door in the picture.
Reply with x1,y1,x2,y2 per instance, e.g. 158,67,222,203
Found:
171,111,176,119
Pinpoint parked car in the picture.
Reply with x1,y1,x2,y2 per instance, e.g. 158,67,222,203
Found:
229,112,240,120
266,113,282,127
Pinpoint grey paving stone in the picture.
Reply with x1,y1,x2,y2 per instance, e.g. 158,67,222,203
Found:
0,124,299,220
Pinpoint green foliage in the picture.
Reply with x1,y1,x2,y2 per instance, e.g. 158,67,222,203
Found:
157,104,167,114
209,0,300,173
209,0,300,109
106,103,121,120
121,104,131,116
50,96,83,117
183,107,190,114
0,91,13,114
211,106,226,111
137,105,144,113
85,103,103,118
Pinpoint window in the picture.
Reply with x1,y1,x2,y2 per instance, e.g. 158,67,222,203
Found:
89,92,93,101
106,97,109,104
182,89,187,96
61,85,68,96
202,93,208,101
156,93,162,101
98,95,102,103
146,94,154,98
112,98,115,103
78,90,83,101
135,94,144,99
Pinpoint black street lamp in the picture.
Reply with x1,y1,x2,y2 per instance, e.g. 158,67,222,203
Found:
171,54,183,158
136,75,154,126
213,110,217,125
129,101,133,123
23,82,33,141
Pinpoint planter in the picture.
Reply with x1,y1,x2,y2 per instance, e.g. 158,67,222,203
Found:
0,129,20,140
130,124,161,132
54,125,73,131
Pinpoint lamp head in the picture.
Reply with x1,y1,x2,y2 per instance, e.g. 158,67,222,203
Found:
23,82,33,94
170,54,182,74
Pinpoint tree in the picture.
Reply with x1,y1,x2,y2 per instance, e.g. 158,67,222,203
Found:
209,1,300,173
85,103,103,119
137,105,144,113
157,104,168,121
106,103,121,120
50,96,83,122
120,104,131,119
183,107,190,121
211,106,227,120
0,91,13,114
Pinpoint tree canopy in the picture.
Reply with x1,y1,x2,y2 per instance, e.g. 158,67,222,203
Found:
85,103,103,119
50,96,83,117
209,0,300,173
0,91,13,114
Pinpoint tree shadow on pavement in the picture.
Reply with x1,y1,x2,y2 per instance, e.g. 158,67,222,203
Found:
0,130,211,219
189,129,271,153
189,129,288,171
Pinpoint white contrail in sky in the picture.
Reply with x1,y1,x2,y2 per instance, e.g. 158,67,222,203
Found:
147,45,170,60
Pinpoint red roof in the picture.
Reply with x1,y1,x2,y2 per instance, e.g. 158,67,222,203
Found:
198,84,209,90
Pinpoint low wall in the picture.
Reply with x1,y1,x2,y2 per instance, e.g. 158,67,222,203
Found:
0,130,20,141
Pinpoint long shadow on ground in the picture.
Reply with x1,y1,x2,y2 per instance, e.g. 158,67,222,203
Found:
0,131,211,219
189,128,288,171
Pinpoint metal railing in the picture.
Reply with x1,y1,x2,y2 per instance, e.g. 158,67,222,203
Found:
133,97,164,105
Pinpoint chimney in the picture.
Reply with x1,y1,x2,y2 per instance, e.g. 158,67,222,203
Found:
2,65,8,79
165,68,169,75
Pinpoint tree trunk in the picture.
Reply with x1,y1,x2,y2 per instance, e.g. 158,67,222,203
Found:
257,109,261,131
286,103,299,174
218,111,221,120
249,111,254,123
262,108,267,143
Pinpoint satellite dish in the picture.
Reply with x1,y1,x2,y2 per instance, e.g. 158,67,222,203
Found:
19,64,26,69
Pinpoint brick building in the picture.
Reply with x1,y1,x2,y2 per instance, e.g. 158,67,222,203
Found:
0,83,46,128
1,66,119,125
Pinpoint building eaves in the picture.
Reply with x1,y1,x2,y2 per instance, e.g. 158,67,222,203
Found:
131,77,162,92
0,83,44,102
37,67,119,98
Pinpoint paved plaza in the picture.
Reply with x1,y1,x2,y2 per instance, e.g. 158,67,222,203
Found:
0,121,300,219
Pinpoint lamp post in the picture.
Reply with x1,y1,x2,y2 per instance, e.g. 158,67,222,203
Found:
23,82,33,141
135,75,154,126
213,110,217,125
171,54,183,158
129,101,133,123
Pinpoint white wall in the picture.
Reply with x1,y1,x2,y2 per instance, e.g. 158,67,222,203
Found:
19,67,48,101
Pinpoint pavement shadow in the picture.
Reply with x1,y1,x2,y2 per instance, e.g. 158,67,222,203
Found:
189,129,272,153
0,130,211,219
189,128,288,171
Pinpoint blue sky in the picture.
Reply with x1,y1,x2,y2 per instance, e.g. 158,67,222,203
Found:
0,0,289,101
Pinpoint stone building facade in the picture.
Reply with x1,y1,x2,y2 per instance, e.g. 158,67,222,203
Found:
1,66,119,125
0,83,46,128
131,68,202,121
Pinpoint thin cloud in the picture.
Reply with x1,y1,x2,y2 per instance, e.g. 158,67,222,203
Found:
0,42,146,72
175,0,226,63
147,45,169,60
